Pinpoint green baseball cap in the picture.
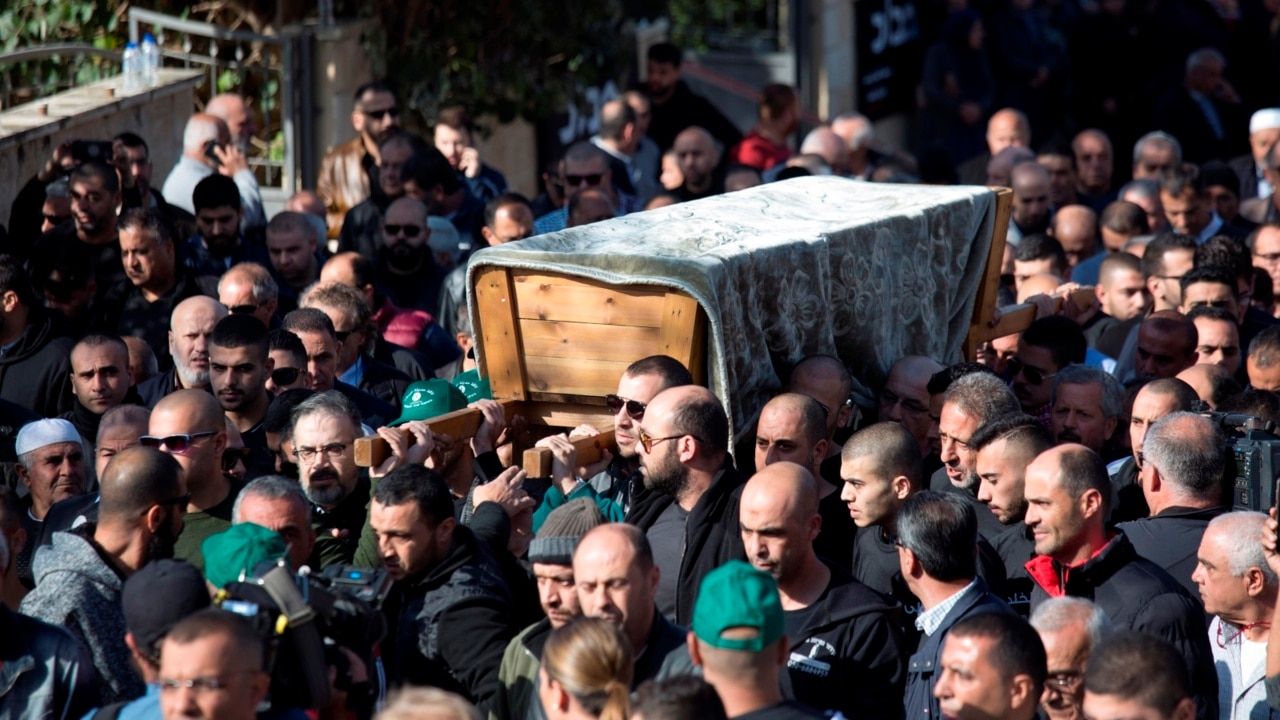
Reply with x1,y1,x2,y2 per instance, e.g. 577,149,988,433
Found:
389,379,468,427
693,560,784,652
202,522,288,590
452,369,492,404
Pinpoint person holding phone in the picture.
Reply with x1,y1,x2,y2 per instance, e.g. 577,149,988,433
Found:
161,113,265,230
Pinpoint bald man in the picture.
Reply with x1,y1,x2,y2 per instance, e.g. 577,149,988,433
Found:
787,355,856,458
672,127,723,201
1012,163,1053,243
216,261,278,329
376,196,445,315
206,93,255,148
1136,312,1199,379
1176,364,1239,410
738,462,905,718
627,385,743,625
987,146,1037,189
754,393,856,570
1016,273,1064,304
879,355,945,461
1072,130,1115,203
799,127,849,175
149,389,235,572
136,296,228,408
959,109,1031,184
566,187,616,228
1053,205,1100,271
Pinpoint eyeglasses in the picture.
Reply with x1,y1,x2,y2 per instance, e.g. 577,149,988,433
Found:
228,304,260,316
159,672,258,693
564,173,604,187
270,367,301,387
1007,357,1056,386
384,224,422,237
334,330,353,344
637,428,707,454
605,394,646,420
221,448,252,473
140,431,217,454
294,442,350,464
1254,251,1280,265
1045,672,1083,693
362,107,400,121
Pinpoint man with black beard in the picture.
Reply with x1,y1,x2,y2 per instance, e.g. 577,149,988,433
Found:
183,174,270,278
208,314,276,479
20,446,185,704
289,390,369,568
626,385,745,626
375,196,445,315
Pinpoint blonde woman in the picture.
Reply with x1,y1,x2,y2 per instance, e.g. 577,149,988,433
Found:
539,617,634,720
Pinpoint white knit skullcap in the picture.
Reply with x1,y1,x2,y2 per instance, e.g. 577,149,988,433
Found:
1250,109,1280,135
15,418,82,457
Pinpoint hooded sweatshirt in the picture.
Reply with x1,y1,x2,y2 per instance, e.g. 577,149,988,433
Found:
18,524,143,704
0,309,74,419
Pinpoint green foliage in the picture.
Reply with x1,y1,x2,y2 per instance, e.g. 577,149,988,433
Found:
669,0,775,52
358,0,629,128
0,0,123,100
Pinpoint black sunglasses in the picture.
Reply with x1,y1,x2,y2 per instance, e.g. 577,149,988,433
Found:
363,107,400,120
270,367,301,387
384,224,422,237
229,304,259,316
564,173,604,187
605,394,646,420
222,448,253,473
140,431,217,454
1007,357,1056,386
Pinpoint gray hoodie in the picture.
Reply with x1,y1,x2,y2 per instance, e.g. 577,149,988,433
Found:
19,525,143,704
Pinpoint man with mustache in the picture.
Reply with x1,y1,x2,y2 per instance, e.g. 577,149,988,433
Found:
59,334,139,489
136,296,228,408
1049,365,1123,459
494,498,606,720
148,390,236,573
208,314,275,479
934,371,1021,539
12,418,88,591
20,446,185,705
374,196,445,316
289,390,368,568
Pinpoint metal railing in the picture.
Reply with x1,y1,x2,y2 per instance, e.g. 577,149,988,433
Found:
0,44,124,110
127,8,314,197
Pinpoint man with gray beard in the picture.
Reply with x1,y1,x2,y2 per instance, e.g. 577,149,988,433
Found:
288,390,368,568
933,371,1021,540
136,296,229,408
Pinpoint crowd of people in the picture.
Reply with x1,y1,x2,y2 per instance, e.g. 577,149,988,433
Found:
4,5,1280,719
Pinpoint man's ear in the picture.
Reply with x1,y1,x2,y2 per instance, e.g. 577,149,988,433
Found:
892,475,913,501
264,356,275,376
1171,697,1196,720
1079,488,1104,521
1009,673,1036,713
811,439,830,467
687,632,704,666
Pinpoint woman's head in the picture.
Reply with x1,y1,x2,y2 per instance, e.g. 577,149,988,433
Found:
541,617,635,720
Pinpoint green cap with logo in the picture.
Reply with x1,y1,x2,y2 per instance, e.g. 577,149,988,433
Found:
692,560,784,652
389,378,469,427
202,522,288,590
452,368,492,404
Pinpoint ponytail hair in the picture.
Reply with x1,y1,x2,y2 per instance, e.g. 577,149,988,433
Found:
543,617,635,720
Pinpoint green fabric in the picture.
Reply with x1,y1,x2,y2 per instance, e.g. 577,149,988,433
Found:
389,379,468,426
353,475,381,568
531,483,624,534
490,619,548,720
172,484,238,574
202,522,287,589
692,560,784,652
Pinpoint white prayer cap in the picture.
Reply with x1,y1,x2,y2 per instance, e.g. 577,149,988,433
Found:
15,418,82,458
1250,109,1280,134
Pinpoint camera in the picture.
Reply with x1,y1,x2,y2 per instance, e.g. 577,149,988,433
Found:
1206,412,1280,512
216,561,392,713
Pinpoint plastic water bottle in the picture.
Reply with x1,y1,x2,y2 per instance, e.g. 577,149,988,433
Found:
141,33,160,87
122,42,141,92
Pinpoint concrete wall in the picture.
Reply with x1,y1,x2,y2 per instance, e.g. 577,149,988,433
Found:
308,19,373,189
0,69,201,229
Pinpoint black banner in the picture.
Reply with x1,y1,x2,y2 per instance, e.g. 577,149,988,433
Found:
855,0,922,120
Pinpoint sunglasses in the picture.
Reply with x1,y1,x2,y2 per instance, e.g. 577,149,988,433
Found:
363,107,400,120
605,394,646,420
564,173,604,187
384,224,422,237
222,447,252,473
229,304,260,316
156,493,191,508
270,367,301,386
637,429,706,454
1007,357,1056,386
140,431,217,454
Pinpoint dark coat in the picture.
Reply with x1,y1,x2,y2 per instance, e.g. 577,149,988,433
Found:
333,380,396,428
0,310,74,419
626,458,746,626
1152,86,1243,164
355,355,412,411
0,604,99,720
1027,532,1218,719
1117,505,1230,599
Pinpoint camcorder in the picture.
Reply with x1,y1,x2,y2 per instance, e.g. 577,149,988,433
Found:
1207,412,1280,512
215,561,393,717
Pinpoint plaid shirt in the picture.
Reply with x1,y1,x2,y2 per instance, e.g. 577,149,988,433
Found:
915,579,979,636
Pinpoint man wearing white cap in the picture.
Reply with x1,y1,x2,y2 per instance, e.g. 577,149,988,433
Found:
1241,141,1280,226
1231,108,1280,200
13,418,86,590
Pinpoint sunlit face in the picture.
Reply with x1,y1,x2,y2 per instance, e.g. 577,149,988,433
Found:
939,403,982,489
266,229,316,286
533,562,581,629
1083,692,1189,720
1039,623,1091,720
70,342,130,414
612,372,667,458
740,482,815,584
236,494,315,570
291,329,340,393
433,124,471,169
1023,455,1089,561
265,349,310,394
208,343,271,413
1051,382,1116,453
370,498,451,580
754,406,821,470
18,441,86,517
1097,268,1148,322
840,454,904,528
292,411,360,509
1252,227,1280,293
159,633,270,720
1192,317,1240,373
96,420,147,479
1129,388,1183,463
169,304,224,388
674,132,716,186
975,437,1030,525
1191,528,1254,620
934,634,1022,720
1248,354,1280,392
988,113,1028,154
573,533,657,649
69,175,119,239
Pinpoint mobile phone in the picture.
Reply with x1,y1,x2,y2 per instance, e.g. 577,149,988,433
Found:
70,140,114,164
203,139,223,168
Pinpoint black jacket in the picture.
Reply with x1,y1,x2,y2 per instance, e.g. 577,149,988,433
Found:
646,80,743,152
0,604,99,720
626,458,746,626
93,270,215,373
309,477,370,570
383,524,516,714
632,607,697,687
992,522,1036,617
1027,532,1218,719
135,368,182,409
0,310,74,418
355,355,412,411
780,564,907,720
333,380,396,428
1117,505,1229,600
